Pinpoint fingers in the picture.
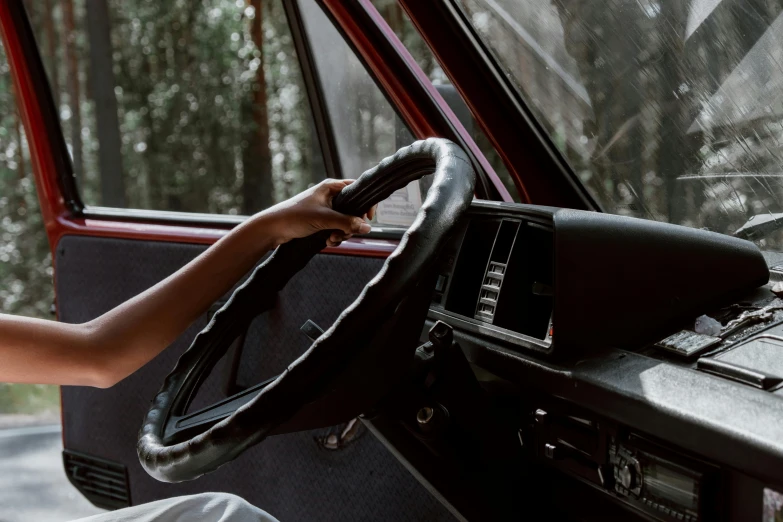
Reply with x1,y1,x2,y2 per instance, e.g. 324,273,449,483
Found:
327,231,350,247
319,178,353,198
319,178,375,221
319,208,370,236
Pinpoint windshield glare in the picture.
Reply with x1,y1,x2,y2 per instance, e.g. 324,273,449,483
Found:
459,0,783,250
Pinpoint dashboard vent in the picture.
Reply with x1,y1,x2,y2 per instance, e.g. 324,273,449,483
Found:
475,220,520,323
63,450,131,510
476,261,505,322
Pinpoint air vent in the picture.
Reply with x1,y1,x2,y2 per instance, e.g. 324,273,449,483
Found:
474,219,520,324
63,450,131,510
476,262,505,322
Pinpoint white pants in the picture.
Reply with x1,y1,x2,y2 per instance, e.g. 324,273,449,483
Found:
71,493,280,522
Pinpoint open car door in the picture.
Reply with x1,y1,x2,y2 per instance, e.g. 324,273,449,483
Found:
0,0,509,519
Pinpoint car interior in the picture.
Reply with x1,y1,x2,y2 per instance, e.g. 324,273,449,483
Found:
5,0,783,521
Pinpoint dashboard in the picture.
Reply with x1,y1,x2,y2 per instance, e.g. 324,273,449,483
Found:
419,201,783,522
430,203,554,353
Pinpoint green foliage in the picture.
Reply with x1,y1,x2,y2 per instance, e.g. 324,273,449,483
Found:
92,0,318,212
0,57,53,319
0,383,60,414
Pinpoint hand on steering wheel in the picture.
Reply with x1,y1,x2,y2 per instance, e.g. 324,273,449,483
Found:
137,138,476,482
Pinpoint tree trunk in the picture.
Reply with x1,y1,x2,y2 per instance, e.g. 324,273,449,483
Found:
63,0,83,180
42,0,60,110
241,0,273,214
86,0,126,207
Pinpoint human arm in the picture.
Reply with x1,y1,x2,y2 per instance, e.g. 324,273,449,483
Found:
0,179,373,388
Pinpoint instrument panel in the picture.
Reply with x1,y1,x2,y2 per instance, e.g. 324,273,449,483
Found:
429,204,555,353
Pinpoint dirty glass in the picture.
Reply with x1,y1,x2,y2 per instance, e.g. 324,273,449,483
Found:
30,0,324,215
458,0,783,250
298,0,427,227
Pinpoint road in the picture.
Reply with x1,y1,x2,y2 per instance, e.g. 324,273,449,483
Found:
0,425,105,522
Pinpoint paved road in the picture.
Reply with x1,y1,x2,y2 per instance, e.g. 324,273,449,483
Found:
0,425,105,522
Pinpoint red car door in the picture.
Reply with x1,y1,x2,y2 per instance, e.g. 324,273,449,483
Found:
0,0,511,519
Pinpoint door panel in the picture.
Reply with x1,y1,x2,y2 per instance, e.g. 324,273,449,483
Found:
234,254,386,388
57,234,454,521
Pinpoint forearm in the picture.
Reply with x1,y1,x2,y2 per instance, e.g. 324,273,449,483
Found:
1,212,280,388
86,211,280,386
0,178,369,388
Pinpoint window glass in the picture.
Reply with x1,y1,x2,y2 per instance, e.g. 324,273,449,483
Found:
458,0,783,250
0,36,59,418
298,0,428,227
372,0,520,202
30,0,324,215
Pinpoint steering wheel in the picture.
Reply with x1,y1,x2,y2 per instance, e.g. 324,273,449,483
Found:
137,138,476,483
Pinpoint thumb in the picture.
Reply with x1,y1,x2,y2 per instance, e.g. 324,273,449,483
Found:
320,208,370,235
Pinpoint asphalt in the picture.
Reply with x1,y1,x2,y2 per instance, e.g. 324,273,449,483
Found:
0,425,105,522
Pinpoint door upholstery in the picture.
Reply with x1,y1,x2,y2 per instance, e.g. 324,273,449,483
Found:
57,234,454,521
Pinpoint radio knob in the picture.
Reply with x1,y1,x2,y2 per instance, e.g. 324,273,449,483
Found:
619,459,640,490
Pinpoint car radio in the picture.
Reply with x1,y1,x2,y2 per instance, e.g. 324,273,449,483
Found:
525,400,719,521
609,433,715,521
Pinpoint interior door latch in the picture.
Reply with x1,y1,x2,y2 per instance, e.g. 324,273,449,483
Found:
300,319,325,343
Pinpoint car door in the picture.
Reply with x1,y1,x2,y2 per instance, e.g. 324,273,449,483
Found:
3,0,512,520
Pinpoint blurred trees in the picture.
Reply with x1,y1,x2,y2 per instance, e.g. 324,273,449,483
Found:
460,0,783,248
0,55,52,319
26,0,320,215
86,0,126,207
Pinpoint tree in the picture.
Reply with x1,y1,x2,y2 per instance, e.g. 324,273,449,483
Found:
241,0,274,214
86,0,125,207
64,0,83,180
41,0,60,110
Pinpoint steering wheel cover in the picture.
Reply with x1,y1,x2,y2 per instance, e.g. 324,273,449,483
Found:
138,138,475,482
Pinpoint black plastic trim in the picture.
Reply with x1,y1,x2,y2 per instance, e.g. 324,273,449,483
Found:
63,449,131,510
437,321,783,486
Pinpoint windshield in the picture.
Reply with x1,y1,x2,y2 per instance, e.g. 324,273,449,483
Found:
459,0,783,250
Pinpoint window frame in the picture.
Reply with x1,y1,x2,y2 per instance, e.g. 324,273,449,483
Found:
399,0,600,210
3,0,516,254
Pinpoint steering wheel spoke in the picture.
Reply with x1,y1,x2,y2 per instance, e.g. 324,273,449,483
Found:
164,376,278,445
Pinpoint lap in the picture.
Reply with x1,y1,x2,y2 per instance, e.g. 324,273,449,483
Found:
70,492,280,522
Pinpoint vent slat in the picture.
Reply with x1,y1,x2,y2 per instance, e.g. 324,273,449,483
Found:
63,450,131,510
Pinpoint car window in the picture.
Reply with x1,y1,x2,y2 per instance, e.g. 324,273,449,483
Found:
30,0,324,215
297,0,427,227
458,0,783,250
372,0,520,203
0,34,60,416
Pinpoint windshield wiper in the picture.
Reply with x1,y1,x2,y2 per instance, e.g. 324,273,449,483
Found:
734,212,783,241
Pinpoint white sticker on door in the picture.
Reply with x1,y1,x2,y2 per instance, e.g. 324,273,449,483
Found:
375,182,422,227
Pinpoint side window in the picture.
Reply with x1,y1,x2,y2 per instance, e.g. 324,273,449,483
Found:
29,0,325,215
297,0,427,227
0,38,59,417
372,0,521,202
